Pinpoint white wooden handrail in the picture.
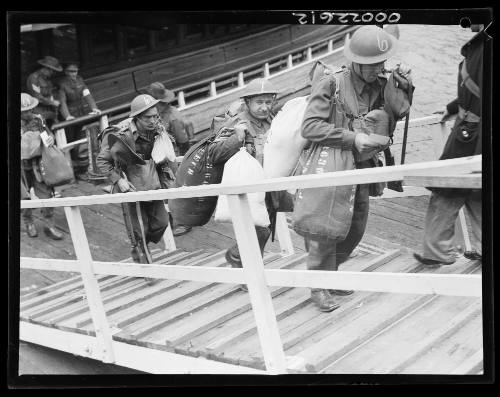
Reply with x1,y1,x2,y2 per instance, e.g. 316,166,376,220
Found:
20,156,481,209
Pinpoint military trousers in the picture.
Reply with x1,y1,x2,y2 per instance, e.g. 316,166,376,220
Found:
21,168,55,226
422,190,482,263
226,226,271,268
305,184,369,271
126,200,169,246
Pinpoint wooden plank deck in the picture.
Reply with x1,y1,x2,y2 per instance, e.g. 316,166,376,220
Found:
19,179,483,374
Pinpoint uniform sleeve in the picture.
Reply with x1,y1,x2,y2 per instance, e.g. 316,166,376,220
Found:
58,83,71,119
26,74,53,106
207,125,244,164
81,80,98,110
446,98,459,116
96,130,122,184
301,74,357,150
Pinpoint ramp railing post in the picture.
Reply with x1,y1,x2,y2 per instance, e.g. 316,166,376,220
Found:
64,205,115,363
227,194,287,374
275,212,294,256
163,203,177,252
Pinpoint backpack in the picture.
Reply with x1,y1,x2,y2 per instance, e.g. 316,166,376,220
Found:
168,103,241,227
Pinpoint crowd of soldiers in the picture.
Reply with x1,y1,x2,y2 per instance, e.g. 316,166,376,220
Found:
21,25,484,313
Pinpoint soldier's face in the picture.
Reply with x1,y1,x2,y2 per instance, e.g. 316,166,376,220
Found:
355,62,385,83
65,68,79,81
136,107,160,131
246,94,275,120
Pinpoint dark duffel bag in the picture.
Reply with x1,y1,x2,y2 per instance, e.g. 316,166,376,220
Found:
169,134,224,227
39,145,75,187
291,143,357,242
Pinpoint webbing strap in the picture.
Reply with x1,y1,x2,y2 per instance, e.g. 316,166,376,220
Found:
460,59,480,98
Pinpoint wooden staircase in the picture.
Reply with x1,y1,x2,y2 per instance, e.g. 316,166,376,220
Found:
20,242,482,374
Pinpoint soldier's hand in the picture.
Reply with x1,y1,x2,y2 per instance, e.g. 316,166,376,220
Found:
90,108,101,115
440,109,453,123
117,178,132,192
52,99,60,107
234,122,248,142
66,115,75,121
354,133,379,153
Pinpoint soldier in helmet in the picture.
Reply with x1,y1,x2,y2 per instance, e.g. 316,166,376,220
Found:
96,94,171,271
300,25,413,312
20,93,64,240
26,56,63,127
207,77,279,291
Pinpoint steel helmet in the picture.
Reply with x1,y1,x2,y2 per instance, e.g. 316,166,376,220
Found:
344,25,398,65
240,78,278,98
129,94,160,117
21,93,39,111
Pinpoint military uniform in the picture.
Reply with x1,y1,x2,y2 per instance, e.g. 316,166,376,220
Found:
57,75,99,173
26,70,59,125
301,64,388,273
419,30,486,264
208,109,273,268
96,118,170,249
21,115,55,228
158,105,194,155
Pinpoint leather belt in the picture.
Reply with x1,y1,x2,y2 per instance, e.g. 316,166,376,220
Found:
458,106,480,123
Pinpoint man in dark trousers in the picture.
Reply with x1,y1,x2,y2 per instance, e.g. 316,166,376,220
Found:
414,25,487,266
97,94,170,276
299,25,413,312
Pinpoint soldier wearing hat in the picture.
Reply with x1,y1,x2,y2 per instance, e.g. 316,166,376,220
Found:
26,55,63,127
206,77,279,291
57,63,102,179
96,94,170,268
147,82,195,156
300,25,413,312
20,93,64,240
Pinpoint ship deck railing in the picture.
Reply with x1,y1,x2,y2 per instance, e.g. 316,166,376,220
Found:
49,28,354,164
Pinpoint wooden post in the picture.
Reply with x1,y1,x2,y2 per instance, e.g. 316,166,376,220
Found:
275,212,294,256
163,203,177,253
227,194,287,374
287,54,293,69
238,72,245,87
264,62,270,78
178,91,186,108
210,81,217,97
99,114,109,131
306,47,312,61
64,206,115,363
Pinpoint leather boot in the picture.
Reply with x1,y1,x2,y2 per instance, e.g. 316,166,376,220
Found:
26,223,38,238
173,224,192,237
310,289,340,312
225,250,248,292
43,226,63,240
